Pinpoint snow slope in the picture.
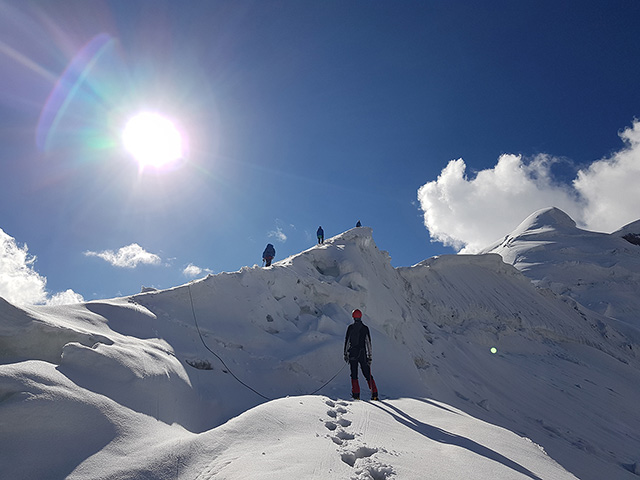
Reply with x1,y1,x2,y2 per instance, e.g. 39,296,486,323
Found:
1,226,639,479
482,207,640,329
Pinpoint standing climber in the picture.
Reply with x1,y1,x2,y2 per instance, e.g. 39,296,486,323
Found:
262,243,276,267
317,226,324,244
344,309,379,400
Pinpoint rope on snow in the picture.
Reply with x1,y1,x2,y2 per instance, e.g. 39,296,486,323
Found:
187,283,346,401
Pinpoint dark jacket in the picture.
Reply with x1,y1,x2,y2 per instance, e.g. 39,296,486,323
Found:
263,244,275,259
344,319,372,361
317,227,324,237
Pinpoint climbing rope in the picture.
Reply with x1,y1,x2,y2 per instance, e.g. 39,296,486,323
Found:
307,361,347,395
187,284,346,401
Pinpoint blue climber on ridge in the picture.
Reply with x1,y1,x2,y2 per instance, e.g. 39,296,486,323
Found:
262,243,275,267
344,308,379,400
317,226,324,244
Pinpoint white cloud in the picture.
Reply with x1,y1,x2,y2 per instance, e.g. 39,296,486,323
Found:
268,226,287,243
47,289,85,306
417,119,640,252
573,121,640,232
84,243,162,268
0,228,47,304
0,228,83,306
418,154,581,252
183,263,212,278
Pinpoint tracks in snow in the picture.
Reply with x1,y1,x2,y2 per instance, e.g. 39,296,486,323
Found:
323,399,395,480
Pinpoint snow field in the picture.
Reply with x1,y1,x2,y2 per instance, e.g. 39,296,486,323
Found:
1,220,639,478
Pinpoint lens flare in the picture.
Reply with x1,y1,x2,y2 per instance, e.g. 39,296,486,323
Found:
34,29,199,175
36,33,114,152
122,112,184,169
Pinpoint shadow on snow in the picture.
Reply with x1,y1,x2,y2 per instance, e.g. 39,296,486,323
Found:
371,401,543,480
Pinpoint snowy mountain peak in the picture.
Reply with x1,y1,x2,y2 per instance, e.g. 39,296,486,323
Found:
480,207,581,258
520,206,577,230
483,207,640,329
506,207,578,241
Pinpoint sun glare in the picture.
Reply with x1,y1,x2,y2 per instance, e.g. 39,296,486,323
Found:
122,112,184,169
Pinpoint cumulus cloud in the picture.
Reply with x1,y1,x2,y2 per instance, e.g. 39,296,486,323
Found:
0,228,47,304
417,119,640,252
0,228,84,305
418,154,581,252
573,120,640,232
47,289,85,305
84,243,162,268
183,263,212,278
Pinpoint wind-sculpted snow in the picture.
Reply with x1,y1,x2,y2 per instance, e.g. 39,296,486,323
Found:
1,225,639,479
0,297,114,363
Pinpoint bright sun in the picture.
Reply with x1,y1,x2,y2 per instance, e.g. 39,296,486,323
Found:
122,112,184,169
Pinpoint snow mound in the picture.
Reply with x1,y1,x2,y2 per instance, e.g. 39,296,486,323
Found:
181,396,579,480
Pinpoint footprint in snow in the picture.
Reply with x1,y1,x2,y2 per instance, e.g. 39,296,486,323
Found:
337,418,351,427
331,436,343,446
352,459,396,480
336,430,355,441
324,402,355,444
343,447,396,479
324,421,338,431
341,446,378,467
322,398,395,478
331,429,356,445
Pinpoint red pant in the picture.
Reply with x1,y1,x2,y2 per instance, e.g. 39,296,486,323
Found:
349,358,377,395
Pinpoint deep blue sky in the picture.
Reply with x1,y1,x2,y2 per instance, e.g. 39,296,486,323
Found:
1,1,640,302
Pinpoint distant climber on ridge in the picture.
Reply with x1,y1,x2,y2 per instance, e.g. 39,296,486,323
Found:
344,308,379,400
356,220,361,227
262,243,275,267
317,226,324,244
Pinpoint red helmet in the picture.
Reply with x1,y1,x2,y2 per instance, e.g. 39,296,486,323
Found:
352,309,362,319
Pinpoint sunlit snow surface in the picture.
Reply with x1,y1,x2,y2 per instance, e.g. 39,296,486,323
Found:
1,224,639,479
484,207,640,329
